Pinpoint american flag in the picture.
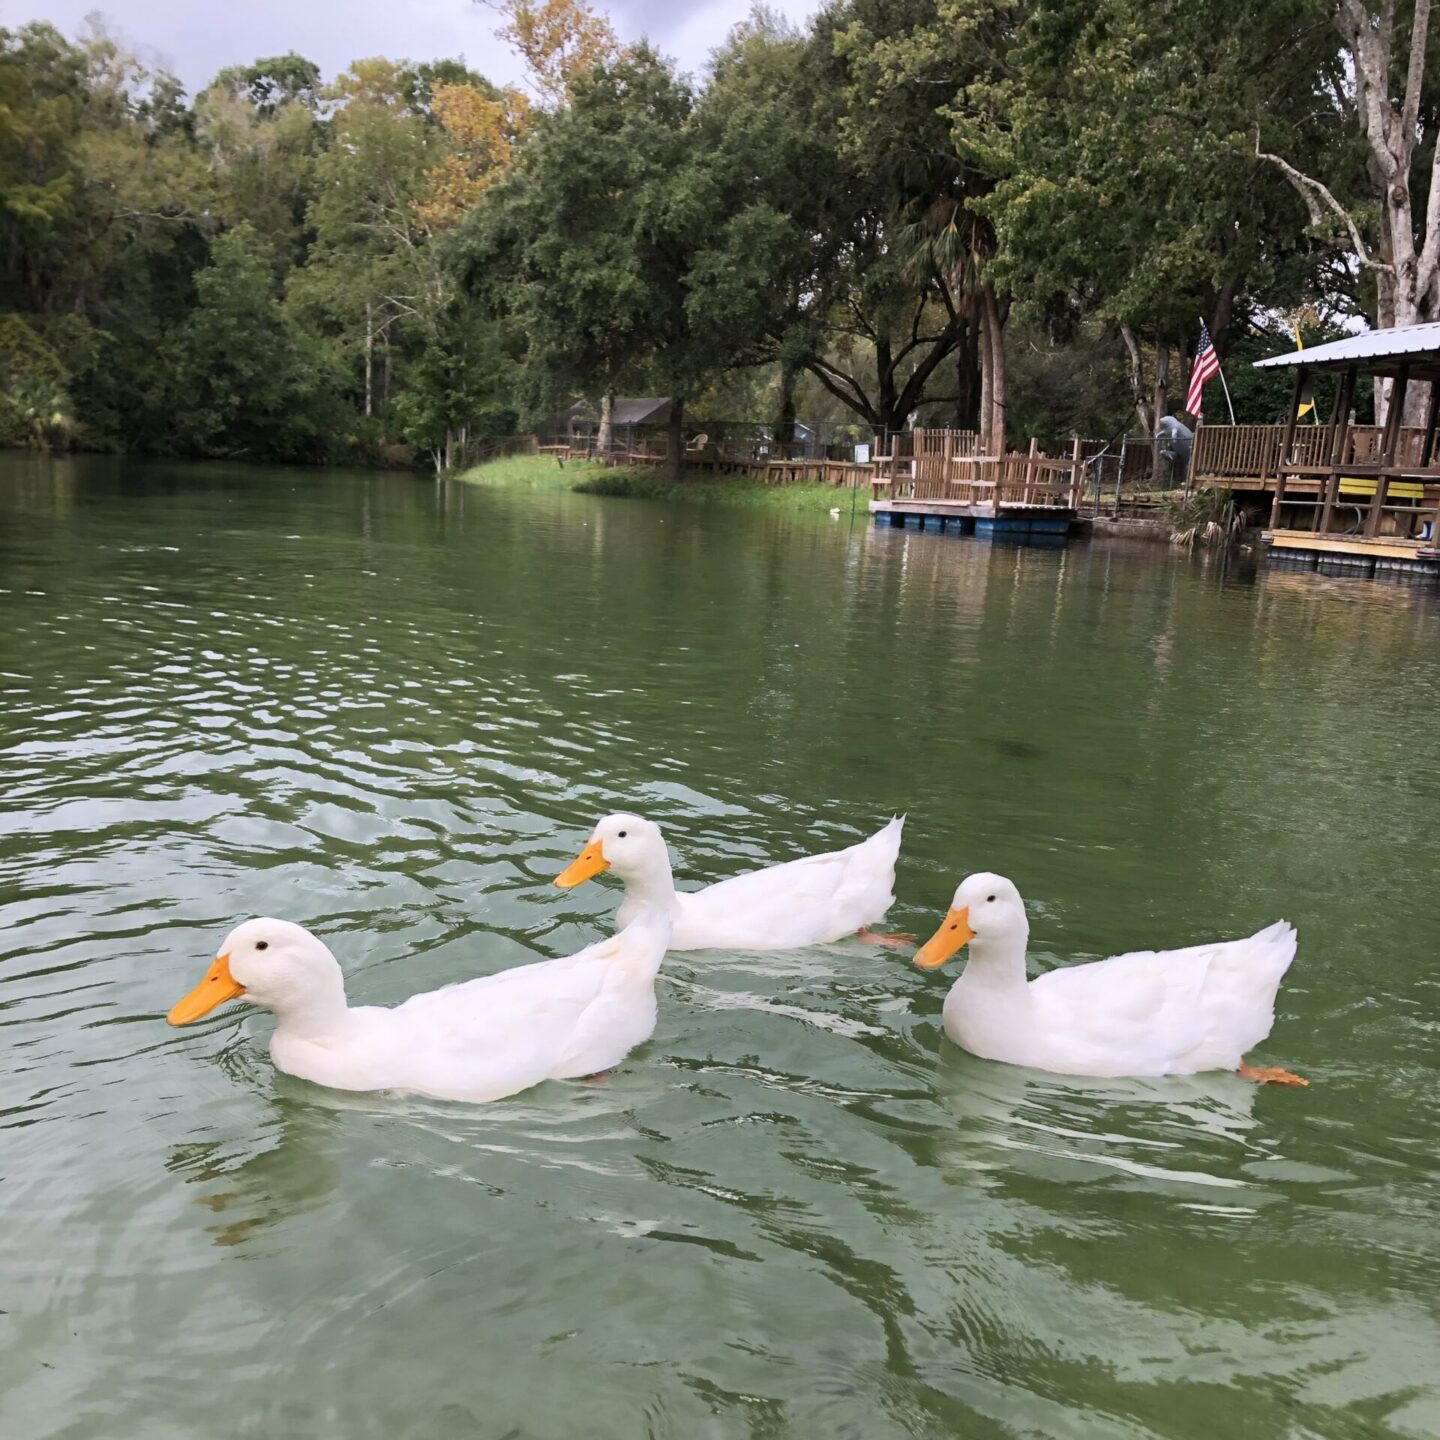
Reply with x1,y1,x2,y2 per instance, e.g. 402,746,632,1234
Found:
1185,324,1220,417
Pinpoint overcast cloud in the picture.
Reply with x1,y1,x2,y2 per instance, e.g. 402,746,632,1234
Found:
9,0,824,95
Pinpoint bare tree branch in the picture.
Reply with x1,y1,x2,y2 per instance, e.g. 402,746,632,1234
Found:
1255,130,1392,273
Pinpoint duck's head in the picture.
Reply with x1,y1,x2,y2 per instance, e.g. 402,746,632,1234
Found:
914,872,1027,969
554,812,669,890
167,918,344,1025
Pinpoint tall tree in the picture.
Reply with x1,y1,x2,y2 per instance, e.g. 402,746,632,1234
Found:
463,46,770,477
1257,1,1440,417
980,0,1335,441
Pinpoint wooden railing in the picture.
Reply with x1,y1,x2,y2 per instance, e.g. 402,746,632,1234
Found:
1191,424,1284,478
874,449,1078,509
1192,423,1434,479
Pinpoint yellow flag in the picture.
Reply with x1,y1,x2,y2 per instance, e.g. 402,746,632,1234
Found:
1294,325,1314,417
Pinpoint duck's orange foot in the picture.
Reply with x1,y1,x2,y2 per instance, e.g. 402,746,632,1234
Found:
1239,1062,1308,1087
857,927,917,950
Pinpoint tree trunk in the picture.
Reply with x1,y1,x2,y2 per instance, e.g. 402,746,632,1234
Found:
597,391,614,454
979,314,993,452
1208,276,1239,354
981,282,1007,456
955,312,981,432
775,365,797,452
666,397,684,482
364,302,374,418
1151,341,1171,476
1121,324,1155,437
875,335,899,446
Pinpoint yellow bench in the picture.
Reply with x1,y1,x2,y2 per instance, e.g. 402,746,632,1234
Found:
1337,477,1427,499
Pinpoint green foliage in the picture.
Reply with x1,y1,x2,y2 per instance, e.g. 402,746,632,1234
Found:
1000,321,1133,447
0,314,75,447
0,3,1419,468
169,222,343,459
460,46,708,420
1165,486,1244,548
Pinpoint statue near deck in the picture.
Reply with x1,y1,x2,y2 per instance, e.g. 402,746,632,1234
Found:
1155,415,1193,465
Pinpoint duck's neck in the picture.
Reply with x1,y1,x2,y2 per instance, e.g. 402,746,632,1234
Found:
955,928,1031,1004
616,854,680,927
269,976,352,1044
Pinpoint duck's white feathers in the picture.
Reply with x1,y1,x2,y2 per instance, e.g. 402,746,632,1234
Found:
268,912,670,1103
948,920,1297,1078
644,817,903,951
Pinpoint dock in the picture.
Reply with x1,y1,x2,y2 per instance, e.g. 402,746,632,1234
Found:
1189,323,1440,578
869,430,1082,542
1263,528,1440,576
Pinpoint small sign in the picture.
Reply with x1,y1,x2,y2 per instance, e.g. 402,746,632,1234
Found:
854,443,871,463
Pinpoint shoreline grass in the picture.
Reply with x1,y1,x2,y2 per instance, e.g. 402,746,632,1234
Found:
573,469,865,513
454,454,589,487
455,454,867,515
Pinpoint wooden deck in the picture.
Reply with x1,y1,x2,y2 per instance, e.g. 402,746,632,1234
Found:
1263,528,1440,574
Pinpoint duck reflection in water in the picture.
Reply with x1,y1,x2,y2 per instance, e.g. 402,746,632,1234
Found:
929,1046,1265,1197
165,1098,343,1248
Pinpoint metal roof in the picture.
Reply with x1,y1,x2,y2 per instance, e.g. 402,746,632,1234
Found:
1253,321,1440,369
564,396,673,425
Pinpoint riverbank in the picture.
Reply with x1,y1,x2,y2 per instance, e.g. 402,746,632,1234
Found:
456,455,871,514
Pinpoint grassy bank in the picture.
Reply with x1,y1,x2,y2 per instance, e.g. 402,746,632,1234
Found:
454,454,589,487
457,454,866,514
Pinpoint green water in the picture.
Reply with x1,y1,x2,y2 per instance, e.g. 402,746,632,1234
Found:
2,453,1438,1440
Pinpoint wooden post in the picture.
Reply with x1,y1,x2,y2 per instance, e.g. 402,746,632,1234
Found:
1025,436,1039,496
1069,434,1084,509
1420,375,1440,468
1270,366,1305,529
1320,365,1357,536
1368,362,1409,537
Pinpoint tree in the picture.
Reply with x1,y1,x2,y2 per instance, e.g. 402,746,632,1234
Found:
463,46,763,477
171,221,340,459
979,0,1336,444
414,81,530,229
1256,1,1440,419
817,0,1020,447
290,60,437,418
194,54,323,268
477,0,619,101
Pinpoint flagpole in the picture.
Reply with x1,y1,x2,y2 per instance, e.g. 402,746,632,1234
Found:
1200,316,1237,425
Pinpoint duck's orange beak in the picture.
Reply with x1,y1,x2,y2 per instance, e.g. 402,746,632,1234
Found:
555,839,608,889
167,952,245,1025
913,907,973,970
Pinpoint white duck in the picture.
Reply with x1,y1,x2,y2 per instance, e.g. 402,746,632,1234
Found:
555,813,905,951
166,910,672,1103
913,873,1305,1084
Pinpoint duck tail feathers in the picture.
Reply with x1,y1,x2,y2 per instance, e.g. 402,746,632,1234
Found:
1250,919,1298,979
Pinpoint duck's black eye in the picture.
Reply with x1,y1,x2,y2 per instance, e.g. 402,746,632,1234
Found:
618,830,627,839
986,895,996,903
256,941,269,951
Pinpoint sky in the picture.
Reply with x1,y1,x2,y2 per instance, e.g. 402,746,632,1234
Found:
8,0,825,95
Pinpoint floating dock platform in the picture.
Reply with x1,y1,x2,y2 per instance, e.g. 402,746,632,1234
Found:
1262,529,1440,579
870,499,1077,544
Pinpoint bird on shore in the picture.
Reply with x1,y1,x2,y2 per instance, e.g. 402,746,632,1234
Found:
911,872,1306,1084
166,910,672,1103
555,812,907,951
